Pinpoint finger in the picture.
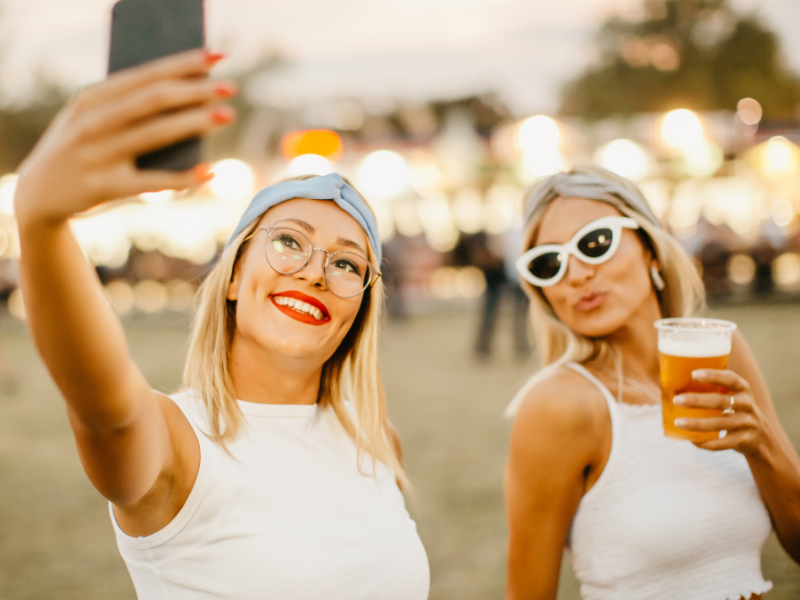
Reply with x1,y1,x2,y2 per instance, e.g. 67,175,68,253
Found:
100,106,236,160
673,392,732,411
80,79,237,140
78,49,222,109
674,413,749,432
691,369,749,392
693,430,749,452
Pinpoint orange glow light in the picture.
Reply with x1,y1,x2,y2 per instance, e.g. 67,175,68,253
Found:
281,129,344,162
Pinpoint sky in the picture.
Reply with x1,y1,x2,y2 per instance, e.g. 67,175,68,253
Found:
1,0,799,115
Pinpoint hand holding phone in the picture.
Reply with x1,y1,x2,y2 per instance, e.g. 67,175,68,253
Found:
109,0,205,171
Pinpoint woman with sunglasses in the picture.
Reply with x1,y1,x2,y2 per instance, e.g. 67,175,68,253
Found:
504,166,800,599
13,50,429,599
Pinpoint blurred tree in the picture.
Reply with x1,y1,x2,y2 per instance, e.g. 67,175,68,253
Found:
560,0,800,119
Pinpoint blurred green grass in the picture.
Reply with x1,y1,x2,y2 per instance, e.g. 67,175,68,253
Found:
0,304,798,599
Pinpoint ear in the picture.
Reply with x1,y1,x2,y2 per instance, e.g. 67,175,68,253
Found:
227,258,243,302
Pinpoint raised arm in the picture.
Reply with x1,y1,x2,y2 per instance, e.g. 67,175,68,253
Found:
14,50,236,532
504,374,604,600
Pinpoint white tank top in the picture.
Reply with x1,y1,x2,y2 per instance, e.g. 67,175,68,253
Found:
565,363,773,600
110,391,430,600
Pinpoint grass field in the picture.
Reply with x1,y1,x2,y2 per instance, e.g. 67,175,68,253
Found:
0,303,799,599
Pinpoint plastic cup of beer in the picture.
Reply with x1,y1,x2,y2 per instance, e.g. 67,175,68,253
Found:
654,318,737,442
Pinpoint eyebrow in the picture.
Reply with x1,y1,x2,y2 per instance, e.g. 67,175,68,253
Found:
273,218,367,256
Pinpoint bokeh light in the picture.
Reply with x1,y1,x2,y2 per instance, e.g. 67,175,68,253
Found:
0,173,19,216
417,194,458,252
517,115,561,154
8,288,26,320
167,280,197,313
281,129,344,162
762,136,800,176
770,198,795,227
391,201,424,238
682,140,724,178
134,280,169,313
105,281,135,315
727,253,756,285
597,139,649,180
737,98,763,126
661,109,704,150
139,190,176,204
357,150,410,201
452,188,484,234
287,154,334,176
210,159,255,202
773,252,800,289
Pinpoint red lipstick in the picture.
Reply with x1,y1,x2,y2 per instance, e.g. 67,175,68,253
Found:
270,290,330,326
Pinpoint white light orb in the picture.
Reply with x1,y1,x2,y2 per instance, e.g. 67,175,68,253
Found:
597,139,649,180
763,136,800,175
773,252,800,289
683,140,724,178
770,198,795,227
0,173,19,216
357,150,410,201
727,254,756,286
661,109,704,150
287,154,334,177
737,98,763,126
517,115,561,154
210,159,255,202
139,190,175,204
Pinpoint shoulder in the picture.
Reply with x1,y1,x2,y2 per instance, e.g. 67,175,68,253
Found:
509,366,608,468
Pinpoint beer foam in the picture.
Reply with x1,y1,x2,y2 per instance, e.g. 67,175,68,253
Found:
658,336,731,358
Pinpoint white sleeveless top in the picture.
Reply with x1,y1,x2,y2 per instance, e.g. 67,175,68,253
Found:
110,391,430,600
565,363,772,600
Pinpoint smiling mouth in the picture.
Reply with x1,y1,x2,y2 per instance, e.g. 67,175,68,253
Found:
270,293,331,326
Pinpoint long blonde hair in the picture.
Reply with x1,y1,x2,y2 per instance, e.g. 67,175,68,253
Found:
506,166,705,415
182,175,409,489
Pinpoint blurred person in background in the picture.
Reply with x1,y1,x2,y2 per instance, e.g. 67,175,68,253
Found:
503,166,800,600
13,50,429,600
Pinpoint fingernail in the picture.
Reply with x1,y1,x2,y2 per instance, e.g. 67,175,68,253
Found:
192,163,214,181
674,418,688,428
692,370,707,381
205,51,225,65
673,395,687,406
211,107,236,124
213,82,238,98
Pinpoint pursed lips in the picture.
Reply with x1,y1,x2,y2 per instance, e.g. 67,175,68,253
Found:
270,290,331,325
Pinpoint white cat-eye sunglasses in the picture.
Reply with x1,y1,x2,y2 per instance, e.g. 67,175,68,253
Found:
515,216,640,287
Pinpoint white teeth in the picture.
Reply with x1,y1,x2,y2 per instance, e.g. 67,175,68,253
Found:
273,296,326,321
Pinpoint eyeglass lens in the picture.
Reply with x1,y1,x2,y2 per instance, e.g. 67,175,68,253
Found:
265,228,372,298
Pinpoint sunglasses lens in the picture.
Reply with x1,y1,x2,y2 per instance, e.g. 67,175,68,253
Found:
577,228,613,258
528,252,564,281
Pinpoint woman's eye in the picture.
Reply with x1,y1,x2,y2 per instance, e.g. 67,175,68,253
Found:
277,234,303,250
334,259,361,275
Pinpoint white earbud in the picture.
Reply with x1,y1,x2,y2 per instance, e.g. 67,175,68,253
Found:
650,265,666,291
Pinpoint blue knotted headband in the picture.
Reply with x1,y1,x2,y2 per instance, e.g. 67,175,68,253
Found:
226,173,382,265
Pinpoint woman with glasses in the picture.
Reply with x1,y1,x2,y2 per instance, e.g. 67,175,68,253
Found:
504,166,800,599
13,50,429,599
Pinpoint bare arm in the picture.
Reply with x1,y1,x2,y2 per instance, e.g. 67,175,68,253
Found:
14,51,235,525
677,330,800,562
505,374,604,600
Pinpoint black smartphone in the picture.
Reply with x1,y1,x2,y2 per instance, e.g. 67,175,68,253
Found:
108,0,205,172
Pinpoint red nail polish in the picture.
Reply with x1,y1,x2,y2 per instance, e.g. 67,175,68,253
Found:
205,50,225,65
193,163,214,181
211,107,236,125
214,82,238,98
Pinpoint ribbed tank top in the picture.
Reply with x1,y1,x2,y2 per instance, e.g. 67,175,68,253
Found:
109,391,430,600
565,362,772,600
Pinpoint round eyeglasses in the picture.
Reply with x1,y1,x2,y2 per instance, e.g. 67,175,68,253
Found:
243,227,381,298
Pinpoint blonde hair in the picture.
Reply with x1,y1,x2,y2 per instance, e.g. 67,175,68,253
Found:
506,165,705,416
182,175,409,489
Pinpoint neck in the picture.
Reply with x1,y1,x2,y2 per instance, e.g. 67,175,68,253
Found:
229,334,323,406
604,294,662,384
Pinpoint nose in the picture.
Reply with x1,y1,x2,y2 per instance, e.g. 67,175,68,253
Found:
564,254,594,286
293,248,328,289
